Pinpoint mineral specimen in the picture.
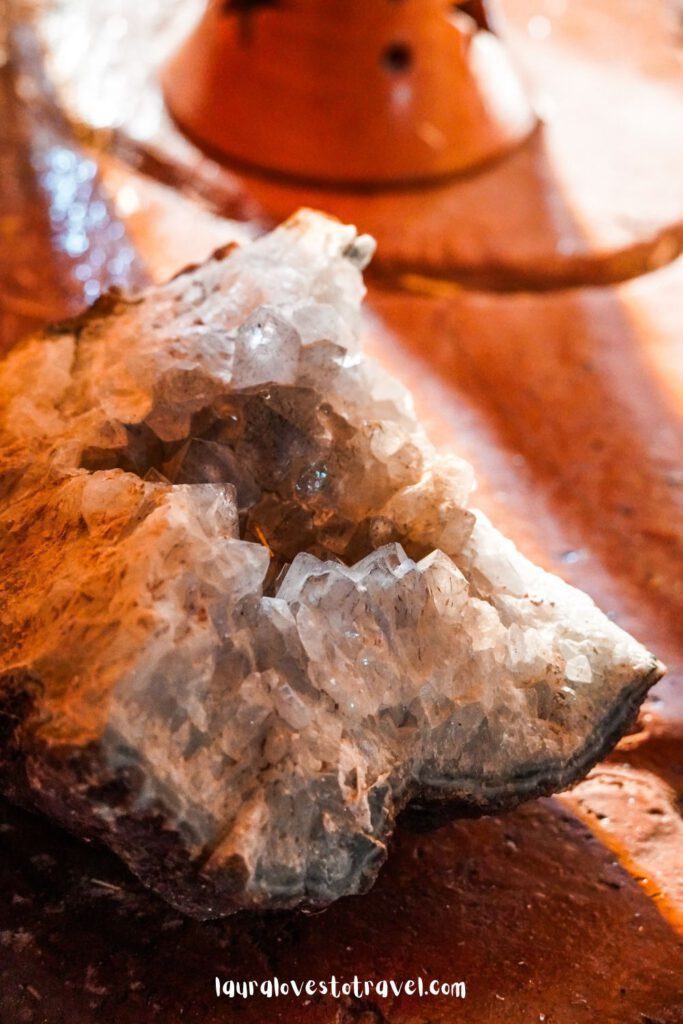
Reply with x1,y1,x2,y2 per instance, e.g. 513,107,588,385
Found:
0,210,661,918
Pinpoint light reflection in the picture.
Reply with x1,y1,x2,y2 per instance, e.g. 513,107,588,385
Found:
115,183,141,216
31,142,143,305
84,279,101,300
527,15,552,41
39,0,203,140
74,263,92,281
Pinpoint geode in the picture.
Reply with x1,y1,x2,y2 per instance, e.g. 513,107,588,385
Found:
0,210,661,918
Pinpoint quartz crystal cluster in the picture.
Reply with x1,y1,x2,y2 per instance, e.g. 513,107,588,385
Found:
0,211,660,917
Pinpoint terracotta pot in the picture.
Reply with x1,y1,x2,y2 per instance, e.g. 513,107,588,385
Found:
161,0,535,187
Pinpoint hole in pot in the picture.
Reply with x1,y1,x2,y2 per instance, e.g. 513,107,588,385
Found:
382,42,413,73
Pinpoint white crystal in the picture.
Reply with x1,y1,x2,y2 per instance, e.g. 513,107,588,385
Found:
565,655,593,684
0,209,659,919
232,306,301,388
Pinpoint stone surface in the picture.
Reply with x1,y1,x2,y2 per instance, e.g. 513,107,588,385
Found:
0,211,661,918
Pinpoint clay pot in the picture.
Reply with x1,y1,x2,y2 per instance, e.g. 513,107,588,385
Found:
161,0,535,187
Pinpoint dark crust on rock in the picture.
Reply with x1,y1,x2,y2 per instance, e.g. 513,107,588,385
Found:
43,287,132,336
401,658,663,830
0,661,662,918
